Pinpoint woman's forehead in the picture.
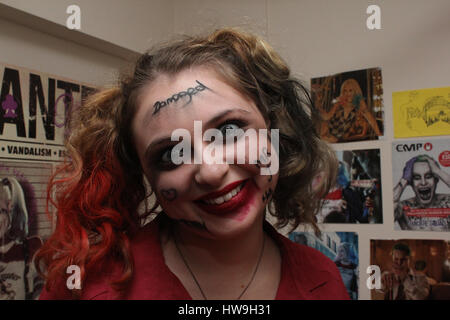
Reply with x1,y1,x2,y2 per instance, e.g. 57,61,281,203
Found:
134,67,260,131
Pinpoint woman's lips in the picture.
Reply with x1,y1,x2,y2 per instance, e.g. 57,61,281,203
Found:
196,179,246,201
194,179,256,218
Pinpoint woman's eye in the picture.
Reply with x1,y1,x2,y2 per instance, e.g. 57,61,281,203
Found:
154,146,182,170
160,148,173,163
219,123,240,135
217,120,247,141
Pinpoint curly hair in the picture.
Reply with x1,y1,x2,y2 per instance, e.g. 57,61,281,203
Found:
35,28,337,296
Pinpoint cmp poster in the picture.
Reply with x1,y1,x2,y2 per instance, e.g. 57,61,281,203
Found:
392,138,450,231
0,63,95,300
311,68,384,143
392,86,450,138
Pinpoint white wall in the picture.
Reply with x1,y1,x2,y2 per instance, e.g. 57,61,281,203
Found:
173,0,267,38
0,17,127,87
0,0,174,53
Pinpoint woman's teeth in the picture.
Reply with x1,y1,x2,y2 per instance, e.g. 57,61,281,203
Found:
203,183,244,205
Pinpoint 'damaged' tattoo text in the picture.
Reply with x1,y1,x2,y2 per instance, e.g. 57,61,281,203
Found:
153,80,209,115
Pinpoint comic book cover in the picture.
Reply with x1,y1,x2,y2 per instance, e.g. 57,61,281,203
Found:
316,148,382,224
0,63,95,299
311,68,384,143
290,231,359,299
370,239,450,300
392,138,450,231
392,86,450,138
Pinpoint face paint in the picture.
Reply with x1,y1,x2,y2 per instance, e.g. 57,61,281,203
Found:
256,148,273,182
153,80,209,115
133,66,280,238
160,188,178,201
262,187,273,202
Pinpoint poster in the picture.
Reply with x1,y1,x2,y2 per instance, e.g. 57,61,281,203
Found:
311,68,384,143
0,63,94,300
317,148,382,224
370,239,450,300
392,86,450,138
290,231,359,300
392,138,450,231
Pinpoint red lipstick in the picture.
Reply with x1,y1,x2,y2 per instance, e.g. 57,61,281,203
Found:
195,179,257,219
196,180,246,201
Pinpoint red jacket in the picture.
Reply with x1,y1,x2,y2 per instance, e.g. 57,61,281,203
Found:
39,216,349,300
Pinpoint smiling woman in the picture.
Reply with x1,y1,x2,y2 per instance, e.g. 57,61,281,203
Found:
35,28,348,300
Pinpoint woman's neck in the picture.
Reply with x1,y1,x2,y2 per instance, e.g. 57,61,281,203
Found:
160,214,278,299
171,217,265,274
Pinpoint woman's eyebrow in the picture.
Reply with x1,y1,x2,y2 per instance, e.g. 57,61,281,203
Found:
143,108,251,160
203,108,251,127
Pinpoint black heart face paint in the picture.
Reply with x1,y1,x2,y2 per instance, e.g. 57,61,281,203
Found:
161,188,177,201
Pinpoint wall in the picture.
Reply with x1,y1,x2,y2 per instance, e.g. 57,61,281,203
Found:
0,0,174,54
0,17,126,87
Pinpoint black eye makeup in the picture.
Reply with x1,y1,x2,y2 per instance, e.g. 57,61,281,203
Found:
148,143,182,171
217,118,248,143
145,116,250,171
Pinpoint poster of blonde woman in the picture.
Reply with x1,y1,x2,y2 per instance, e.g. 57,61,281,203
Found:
0,161,54,300
311,68,384,143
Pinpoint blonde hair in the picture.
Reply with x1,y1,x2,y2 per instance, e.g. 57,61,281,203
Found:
340,78,363,97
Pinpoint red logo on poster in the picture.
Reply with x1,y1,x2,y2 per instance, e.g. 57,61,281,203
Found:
424,143,432,151
439,151,450,167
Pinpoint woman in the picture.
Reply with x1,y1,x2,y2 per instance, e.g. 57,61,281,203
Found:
0,177,43,300
318,78,382,143
36,28,348,300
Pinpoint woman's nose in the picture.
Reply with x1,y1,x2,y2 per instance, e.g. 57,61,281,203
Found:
193,142,229,187
194,161,229,187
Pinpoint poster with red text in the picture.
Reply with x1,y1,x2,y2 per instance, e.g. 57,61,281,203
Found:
392,138,450,231
317,148,382,224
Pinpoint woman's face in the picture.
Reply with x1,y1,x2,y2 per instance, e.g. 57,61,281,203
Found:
132,66,279,239
336,246,347,260
341,84,355,102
